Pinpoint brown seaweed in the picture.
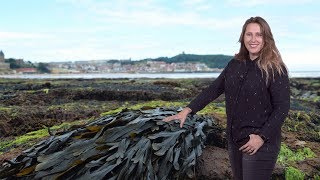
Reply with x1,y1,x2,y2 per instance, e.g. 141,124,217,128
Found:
0,107,215,180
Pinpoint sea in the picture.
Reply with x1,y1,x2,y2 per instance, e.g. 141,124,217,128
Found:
0,71,319,79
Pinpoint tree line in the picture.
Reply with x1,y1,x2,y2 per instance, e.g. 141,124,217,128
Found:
113,53,233,69
5,58,50,73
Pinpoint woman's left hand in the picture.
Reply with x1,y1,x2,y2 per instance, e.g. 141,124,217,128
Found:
239,134,264,155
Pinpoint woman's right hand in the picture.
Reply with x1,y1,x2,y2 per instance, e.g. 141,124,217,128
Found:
162,107,192,128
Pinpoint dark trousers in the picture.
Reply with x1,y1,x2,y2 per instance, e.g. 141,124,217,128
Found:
228,138,280,180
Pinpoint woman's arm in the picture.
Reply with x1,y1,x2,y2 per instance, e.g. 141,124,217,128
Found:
162,59,233,127
259,68,290,141
186,61,230,114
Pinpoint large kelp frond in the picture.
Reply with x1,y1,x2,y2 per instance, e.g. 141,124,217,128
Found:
0,107,216,179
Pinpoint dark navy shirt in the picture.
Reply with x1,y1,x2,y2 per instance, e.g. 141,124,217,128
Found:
187,58,290,145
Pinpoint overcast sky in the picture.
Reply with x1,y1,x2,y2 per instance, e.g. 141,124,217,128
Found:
1,0,319,71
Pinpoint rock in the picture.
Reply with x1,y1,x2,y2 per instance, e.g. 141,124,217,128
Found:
295,158,320,178
196,146,232,179
0,121,10,137
272,163,285,179
294,140,307,148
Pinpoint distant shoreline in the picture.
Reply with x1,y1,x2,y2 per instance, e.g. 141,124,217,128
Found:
1,71,320,79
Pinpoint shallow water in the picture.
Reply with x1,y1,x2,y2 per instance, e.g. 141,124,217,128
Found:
0,71,319,79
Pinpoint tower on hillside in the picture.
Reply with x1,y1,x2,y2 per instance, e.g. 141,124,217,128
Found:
0,50,10,71
0,50,4,62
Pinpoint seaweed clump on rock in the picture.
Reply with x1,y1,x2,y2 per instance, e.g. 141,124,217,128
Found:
0,107,218,180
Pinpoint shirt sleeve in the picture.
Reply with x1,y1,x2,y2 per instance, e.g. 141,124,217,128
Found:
260,67,290,141
186,60,231,114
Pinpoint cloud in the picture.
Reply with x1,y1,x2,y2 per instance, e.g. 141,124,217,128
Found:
31,46,113,61
180,0,213,11
282,46,320,71
100,6,243,30
58,0,244,30
226,0,316,7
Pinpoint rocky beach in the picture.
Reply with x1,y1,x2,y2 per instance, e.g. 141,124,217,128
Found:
0,77,319,179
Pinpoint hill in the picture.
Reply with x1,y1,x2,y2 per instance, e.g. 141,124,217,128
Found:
143,53,233,69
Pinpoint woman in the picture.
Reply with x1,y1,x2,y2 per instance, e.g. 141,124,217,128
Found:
163,16,290,180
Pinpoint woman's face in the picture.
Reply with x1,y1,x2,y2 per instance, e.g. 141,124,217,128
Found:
244,23,264,60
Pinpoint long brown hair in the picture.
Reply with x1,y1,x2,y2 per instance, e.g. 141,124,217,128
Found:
234,16,287,83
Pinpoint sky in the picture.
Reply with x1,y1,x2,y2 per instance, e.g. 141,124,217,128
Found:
0,0,319,71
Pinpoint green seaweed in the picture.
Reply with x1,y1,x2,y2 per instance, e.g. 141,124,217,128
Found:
314,174,320,180
285,166,305,180
0,106,11,113
0,118,96,154
100,100,188,116
277,143,316,165
0,129,49,153
284,111,320,142
100,101,227,118
198,102,226,117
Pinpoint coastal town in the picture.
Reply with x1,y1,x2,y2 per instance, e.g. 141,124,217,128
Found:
0,50,222,74
49,60,221,74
